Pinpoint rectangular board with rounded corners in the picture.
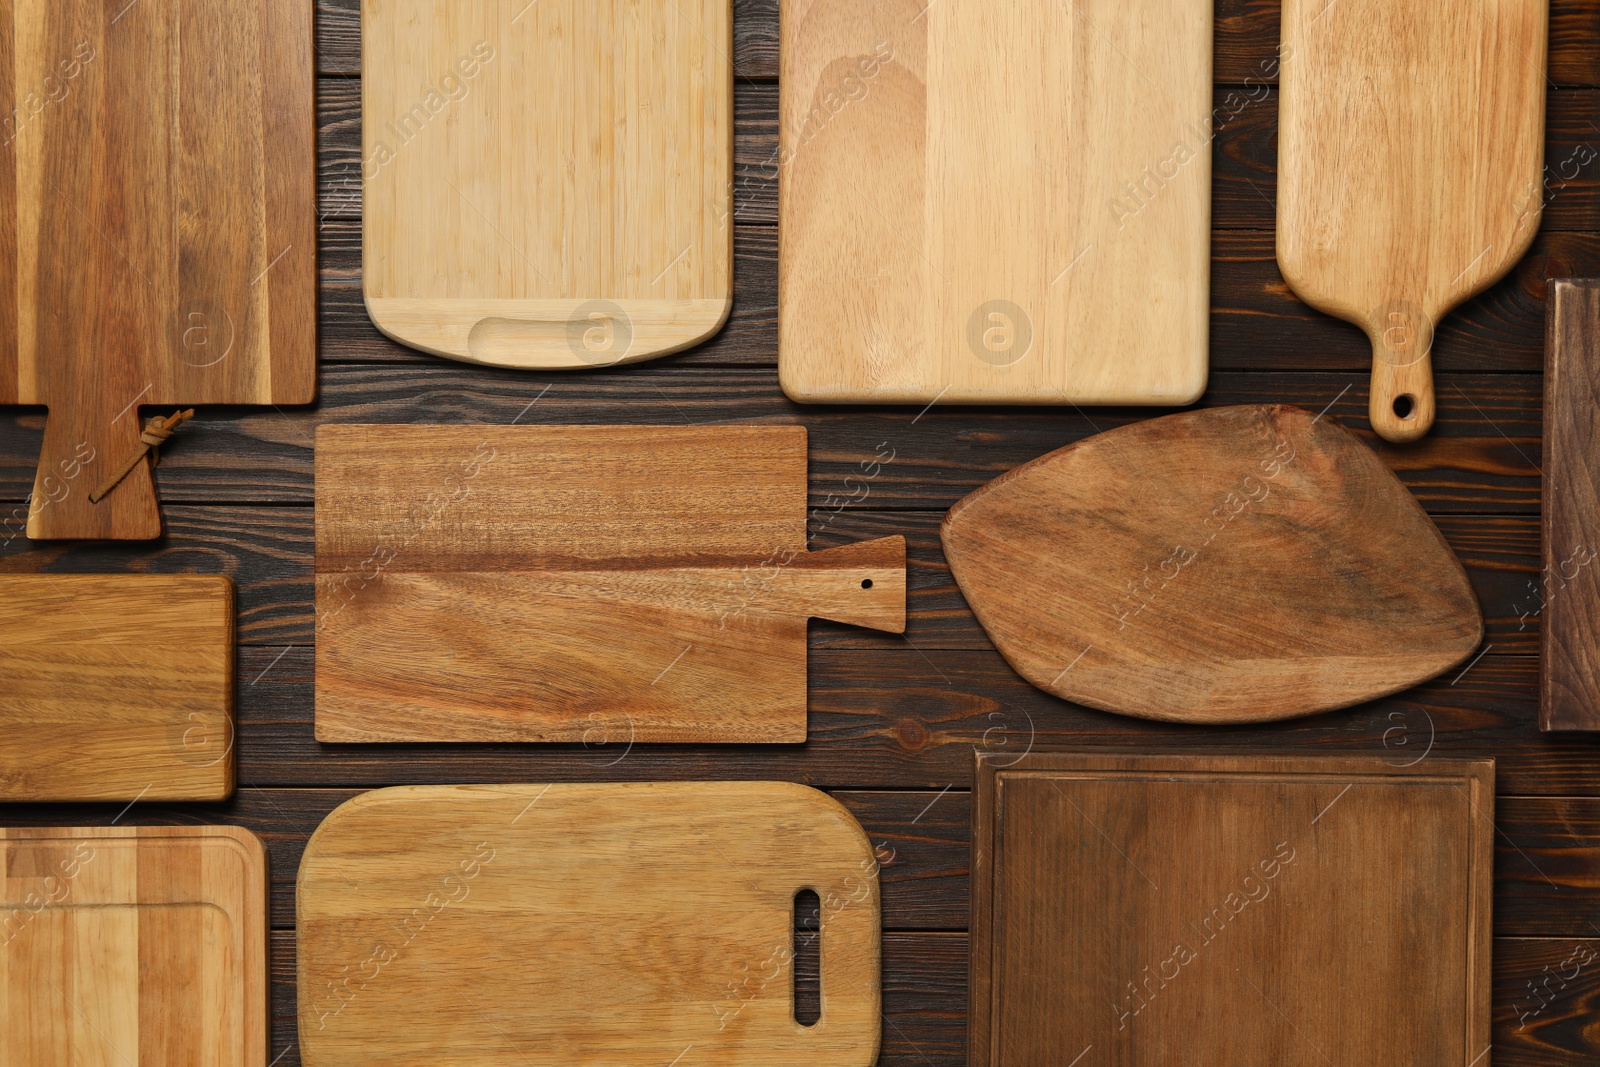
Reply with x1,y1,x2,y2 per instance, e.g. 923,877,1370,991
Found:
0,0,318,540
970,751,1493,1067
298,782,881,1066
314,424,906,743
0,825,269,1066
0,574,235,801
362,0,733,369
778,0,1211,404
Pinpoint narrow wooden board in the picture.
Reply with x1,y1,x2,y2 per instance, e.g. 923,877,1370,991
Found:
0,574,235,800
1277,0,1547,442
314,424,905,743
942,405,1483,723
1542,278,1600,730
778,0,1212,404
0,0,317,540
970,750,1494,1066
362,1,732,368
298,782,881,1066
0,825,268,1065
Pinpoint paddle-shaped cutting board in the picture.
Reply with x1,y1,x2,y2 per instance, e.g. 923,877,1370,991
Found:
0,574,235,800
1,825,268,1065
942,405,1483,722
315,424,905,742
362,0,732,368
779,0,1211,404
298,783,881,1066
0,0,317,540
1278,0,1546,443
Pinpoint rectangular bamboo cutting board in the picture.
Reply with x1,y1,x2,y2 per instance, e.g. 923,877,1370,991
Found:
970,751,1493,1066
298,782,881,1066
0,574,235,800
362,0,733,368
778,0,1212,404
1,825,268,1065
0,0,317,541
315,424,905,743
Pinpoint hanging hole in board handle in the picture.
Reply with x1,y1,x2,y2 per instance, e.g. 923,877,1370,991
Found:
793,887,821,1027
1392,394,1416,420
860,578,873,590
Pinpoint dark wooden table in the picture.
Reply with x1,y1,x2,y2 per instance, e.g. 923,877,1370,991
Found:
3,1,1599,1061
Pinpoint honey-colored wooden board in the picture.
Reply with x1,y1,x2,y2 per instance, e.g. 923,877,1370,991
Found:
298,782,880,1066
970,750,1493,1066
362,0,732,369
1277,0,1546,443
942,405,1483,723
0,0,317,540
314,424,905,743
0,574,235,800
0,825,268,1066
778,0,1211,405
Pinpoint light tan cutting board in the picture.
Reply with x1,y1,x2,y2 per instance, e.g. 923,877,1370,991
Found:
1278,0,1547,442
0,825,268,1065
779,0,1212,404
298,783,881,1066
362,0,733,368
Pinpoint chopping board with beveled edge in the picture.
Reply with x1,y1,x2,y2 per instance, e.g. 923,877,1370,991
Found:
314,424,906,743
941,405,1483,723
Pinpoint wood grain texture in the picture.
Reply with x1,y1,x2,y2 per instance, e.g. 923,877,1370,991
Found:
0,573,234,800
0,824,268,1065
969,751,1495,1067
1541,278,1600,729
942,405,1484,722
361,0,732,368
1278,0,1547,442
314,424,905,742
778,0,1211,404
297,782,880,1066
0,0,316,540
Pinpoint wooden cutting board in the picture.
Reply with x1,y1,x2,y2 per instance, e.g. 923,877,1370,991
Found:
298,782,881,1066
0,574,235,800
779,0,1211,404
0,0,317,540
1278,0,1546,443
362,0,732,368
942,405,1483,723
1,825,268,1065
970,751,1493,1066
315,424,905,742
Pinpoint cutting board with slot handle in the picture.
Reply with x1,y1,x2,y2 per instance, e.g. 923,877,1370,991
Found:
942,405,1483,723
779,0,1211,404
0,0,317,540
1277,0,1546,443
0,825,268,1065
298,782,882,1066
362,0,732,368
314,424,906,742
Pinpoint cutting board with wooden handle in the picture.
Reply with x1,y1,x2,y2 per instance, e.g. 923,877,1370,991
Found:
779,0,1211,404
0,574,235,800
1,825,268,1065
298,782,881,1066
315,424,905,742
362,0,732,368
0,0,317,540
942,405,1483,723
1277,0,1547,443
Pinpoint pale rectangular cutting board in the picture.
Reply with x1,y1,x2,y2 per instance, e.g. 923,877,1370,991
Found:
298,782,881,1066
314,424,905,743
779,0,1212,404
362,0,733,368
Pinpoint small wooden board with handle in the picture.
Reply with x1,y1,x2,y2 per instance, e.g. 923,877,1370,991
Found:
0,0,318,540
315,424,905,743
1277,0,1547,442
298,782,881,1066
